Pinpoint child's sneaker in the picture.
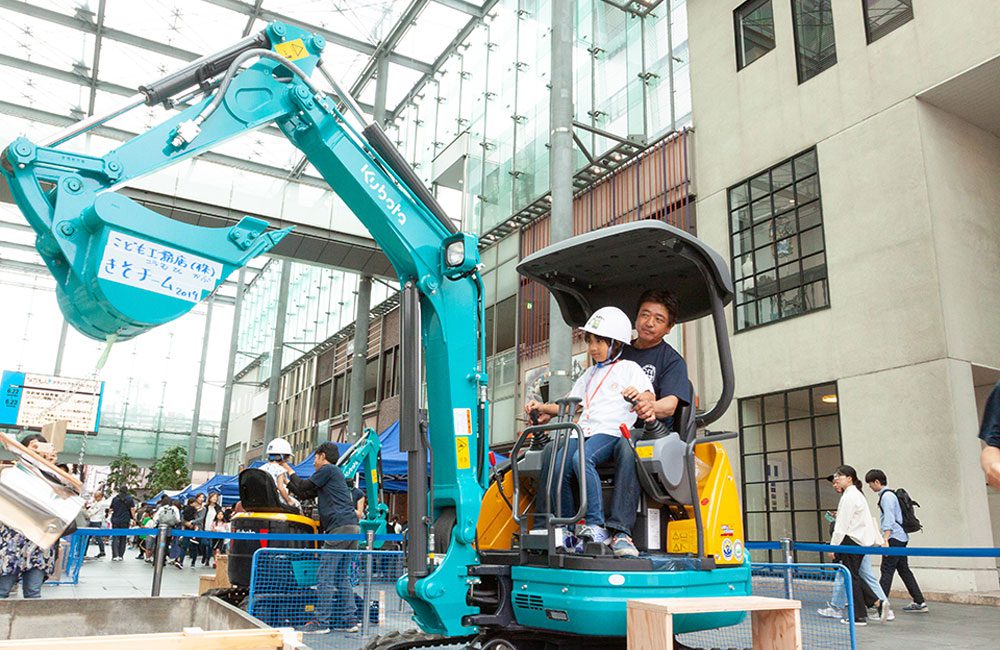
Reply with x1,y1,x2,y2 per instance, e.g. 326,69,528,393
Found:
610,533,639,558
575,524,609,544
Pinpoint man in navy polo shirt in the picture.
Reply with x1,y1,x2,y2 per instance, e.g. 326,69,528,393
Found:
283,442,360,633
980,381,1000,490
616,289,692,558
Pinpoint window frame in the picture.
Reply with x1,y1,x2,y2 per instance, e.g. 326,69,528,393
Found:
728,147,831,333
790,0,838,84
862,0,914,44
739,382,843,562
734,0,776,71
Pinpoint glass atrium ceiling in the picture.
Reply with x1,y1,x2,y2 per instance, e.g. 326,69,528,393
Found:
0,0,491,183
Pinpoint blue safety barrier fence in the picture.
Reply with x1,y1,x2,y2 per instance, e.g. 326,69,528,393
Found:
676,562,856,650
249,547,410,650
45,527,404,587
746,541,1000,558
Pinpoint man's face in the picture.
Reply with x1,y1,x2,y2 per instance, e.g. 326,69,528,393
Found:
635,301,672,346
314,452,324,470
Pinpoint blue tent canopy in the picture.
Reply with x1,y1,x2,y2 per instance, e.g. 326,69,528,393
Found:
155,419,499,507
335,420,410,492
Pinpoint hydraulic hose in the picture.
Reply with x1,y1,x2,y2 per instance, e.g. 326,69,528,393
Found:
185,48,325,135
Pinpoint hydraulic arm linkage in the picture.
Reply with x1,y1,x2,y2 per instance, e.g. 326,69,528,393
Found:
1,22,490,637
338,427,389,547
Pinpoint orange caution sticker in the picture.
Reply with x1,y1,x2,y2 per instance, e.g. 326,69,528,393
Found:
455,437,471,470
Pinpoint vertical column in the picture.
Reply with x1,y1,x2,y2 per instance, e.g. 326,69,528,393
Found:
548,0,575,398
53,320,69,375
346,275,373,443
263,261,292,442
398,283,427,594
188,296,214,472
373,53,390,127
215,267,246,473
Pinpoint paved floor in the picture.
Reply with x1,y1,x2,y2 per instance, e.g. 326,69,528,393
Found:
21,553,1000,649
857,602,1000,649
44,551,207,598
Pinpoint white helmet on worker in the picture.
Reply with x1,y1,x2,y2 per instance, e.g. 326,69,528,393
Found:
580,306,634,346
266,438,293,457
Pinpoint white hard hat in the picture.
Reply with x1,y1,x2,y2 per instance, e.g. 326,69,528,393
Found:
580,306,633,346
266,438,292,456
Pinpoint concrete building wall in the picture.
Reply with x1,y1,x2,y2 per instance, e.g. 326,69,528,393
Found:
687,0,1000,593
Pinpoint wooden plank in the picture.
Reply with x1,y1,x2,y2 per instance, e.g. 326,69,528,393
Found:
751,609,802,650
0,628,286,650
626,604,673,650
629,596,801,615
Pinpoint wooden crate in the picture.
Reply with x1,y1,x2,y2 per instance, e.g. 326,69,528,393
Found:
0,627,304,649
627,596,802,650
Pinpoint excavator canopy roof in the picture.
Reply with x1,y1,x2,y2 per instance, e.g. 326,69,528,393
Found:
516,220,733,327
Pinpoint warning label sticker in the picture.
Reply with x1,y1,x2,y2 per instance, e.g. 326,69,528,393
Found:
275,38,309,61
453,408,472,437
455,437,471,470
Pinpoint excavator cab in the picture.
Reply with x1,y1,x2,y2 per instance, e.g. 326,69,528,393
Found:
471,220,750,647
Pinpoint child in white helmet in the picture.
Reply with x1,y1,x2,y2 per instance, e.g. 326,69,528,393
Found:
524,306,654,553
263,438,300,511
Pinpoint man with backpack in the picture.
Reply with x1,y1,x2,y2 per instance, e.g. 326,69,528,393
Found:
865,469,928,613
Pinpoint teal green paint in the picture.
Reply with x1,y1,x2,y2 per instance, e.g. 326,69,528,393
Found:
509,560,752,636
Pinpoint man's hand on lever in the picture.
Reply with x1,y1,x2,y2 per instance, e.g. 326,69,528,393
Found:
524,400,552,425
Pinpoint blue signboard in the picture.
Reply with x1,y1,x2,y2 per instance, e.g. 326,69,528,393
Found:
0,371,25,426
0,370,103,432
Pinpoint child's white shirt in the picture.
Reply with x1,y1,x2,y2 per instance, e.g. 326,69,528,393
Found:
262,462,299,507
567,359,654,438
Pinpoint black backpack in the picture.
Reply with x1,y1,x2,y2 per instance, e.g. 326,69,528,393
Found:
880,488,921,534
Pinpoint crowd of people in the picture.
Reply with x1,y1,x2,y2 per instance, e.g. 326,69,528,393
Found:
83,490,235,570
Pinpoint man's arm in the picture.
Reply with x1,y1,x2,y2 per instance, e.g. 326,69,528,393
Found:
284,468,320,500
981,445,1000,490
878,492,893,544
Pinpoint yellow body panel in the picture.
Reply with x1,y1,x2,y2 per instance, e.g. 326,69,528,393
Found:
476,470,532,550
665,442,745,565
231,511,320,532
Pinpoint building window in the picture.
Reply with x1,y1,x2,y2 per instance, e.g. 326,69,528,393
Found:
364,357,378,405
791,0,837,83
381,346,399,399
332,372,347,416
739,383,842,562
862,0,913,43
729,148,829,331
734,0,776,70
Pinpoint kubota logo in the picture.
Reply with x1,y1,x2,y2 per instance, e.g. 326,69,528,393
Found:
361,164,406,225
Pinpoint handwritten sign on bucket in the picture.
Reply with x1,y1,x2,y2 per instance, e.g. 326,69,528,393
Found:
98,231,222,303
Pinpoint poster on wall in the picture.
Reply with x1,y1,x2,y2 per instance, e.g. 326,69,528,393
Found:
0,371,104,433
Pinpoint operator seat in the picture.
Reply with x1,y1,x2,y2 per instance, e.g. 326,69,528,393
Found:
237,467,302,515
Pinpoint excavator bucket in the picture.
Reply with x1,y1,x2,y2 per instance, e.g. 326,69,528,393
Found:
41,191,289,341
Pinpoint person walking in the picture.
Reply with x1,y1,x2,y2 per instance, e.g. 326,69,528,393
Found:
108,487,136,561
152,497,184,569
283,442,360,634
865,469,928,613
84,489,110,558
818,472,892,622
830,465,879,626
